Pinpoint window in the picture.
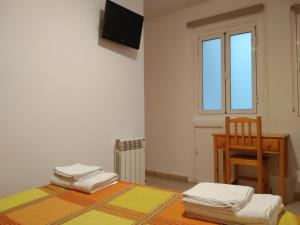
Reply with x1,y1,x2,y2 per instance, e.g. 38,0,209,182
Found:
197,27,257,114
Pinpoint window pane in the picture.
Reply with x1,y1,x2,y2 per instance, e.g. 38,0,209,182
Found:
202,38,222,111
230,32,253,110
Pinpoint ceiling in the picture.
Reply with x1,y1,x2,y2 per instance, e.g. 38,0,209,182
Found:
144,0,211,21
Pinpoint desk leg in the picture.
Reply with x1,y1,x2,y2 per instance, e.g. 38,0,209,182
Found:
214,138,219,183
223,153,226,183
279,139,286,203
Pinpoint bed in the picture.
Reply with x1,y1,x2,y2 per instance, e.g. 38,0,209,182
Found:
0,182,298,225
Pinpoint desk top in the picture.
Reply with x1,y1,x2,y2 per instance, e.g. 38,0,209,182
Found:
212,133,289,138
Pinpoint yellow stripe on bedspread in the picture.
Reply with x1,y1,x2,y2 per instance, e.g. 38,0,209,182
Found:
108,186,175,213
7,197,83,225
63,210,135,225
0,189,49,213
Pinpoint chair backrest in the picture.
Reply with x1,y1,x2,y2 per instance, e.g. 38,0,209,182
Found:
225,116,262,152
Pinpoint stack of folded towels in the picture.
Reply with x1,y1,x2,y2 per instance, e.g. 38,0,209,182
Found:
50,163,118,194
182,182,282,225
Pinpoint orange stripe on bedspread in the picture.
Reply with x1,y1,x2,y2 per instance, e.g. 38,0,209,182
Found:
57,191,96,207
148,196,217,225
88,182,131,201
96,204,146,221
39,184,67,195
49,182,132,207
0,215,20,225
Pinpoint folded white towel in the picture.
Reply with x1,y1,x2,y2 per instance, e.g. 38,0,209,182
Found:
183,182,254,212
185,211,279,225
235,194,282,222
183,194,282,225
54,164,103,181
50,172,118,193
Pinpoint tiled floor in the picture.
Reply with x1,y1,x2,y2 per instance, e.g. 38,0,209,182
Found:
146,175,300,215
286,202,300,215
146,175,196,192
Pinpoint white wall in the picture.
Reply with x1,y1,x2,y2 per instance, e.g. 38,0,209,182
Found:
145,0,300,185
0,0,144,197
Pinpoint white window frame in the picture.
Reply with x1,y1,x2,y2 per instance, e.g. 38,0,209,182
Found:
196,23,258,115
197,33,225,114
225,26,257,114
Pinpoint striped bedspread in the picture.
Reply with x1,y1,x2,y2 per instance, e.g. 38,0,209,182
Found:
0,182,215,225
0,182,298,225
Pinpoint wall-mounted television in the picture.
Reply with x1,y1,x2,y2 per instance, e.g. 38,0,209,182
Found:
102,0,144,50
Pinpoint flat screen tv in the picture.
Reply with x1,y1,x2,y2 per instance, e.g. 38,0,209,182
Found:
102,0,144,50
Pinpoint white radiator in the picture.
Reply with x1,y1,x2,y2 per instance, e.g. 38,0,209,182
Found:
114,138,145,184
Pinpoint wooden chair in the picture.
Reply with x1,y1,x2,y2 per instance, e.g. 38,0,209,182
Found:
225,116,268,193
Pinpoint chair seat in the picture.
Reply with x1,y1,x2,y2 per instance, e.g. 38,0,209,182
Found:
231,153,269,159
230,154,268,166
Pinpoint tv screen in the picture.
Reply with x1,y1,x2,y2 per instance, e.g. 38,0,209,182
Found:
102,0,144,50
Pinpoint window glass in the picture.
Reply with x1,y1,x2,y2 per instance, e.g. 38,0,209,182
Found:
230,32,253,110
202,38,222,111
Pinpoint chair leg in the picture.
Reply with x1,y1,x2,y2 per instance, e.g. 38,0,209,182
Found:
226,158,231,184
257,163,263,193
263,160,269,192
234,165,239,184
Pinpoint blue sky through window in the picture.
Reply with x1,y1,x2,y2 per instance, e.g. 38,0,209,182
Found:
202,39,222,111
230,32,253,110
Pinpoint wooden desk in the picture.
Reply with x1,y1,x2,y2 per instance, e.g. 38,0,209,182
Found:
212,133,288,202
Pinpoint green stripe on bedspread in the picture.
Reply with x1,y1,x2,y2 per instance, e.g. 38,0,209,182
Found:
63,210,135,225
108,186,175,213
0,189,48,213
